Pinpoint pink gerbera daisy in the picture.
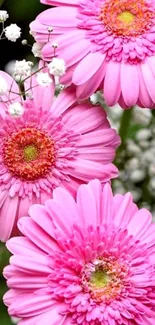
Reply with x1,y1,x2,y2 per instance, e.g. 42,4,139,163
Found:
31,0,155,108
0,71,119,242
3,180,155,325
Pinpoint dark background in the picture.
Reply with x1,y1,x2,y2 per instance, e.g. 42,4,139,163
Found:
0,0,48,70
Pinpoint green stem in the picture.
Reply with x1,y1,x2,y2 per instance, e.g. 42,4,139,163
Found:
119,107,133,142
115,107,133,162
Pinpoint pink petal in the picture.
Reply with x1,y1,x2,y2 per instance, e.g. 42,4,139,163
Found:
37,7,79,27
127,208,152,238
141,62,155,102
41,0,78,5
67,158,118,182
0,196,18,242
101,183,113,224
61,38,92,67
76,60,106,99
42,30,86,60
113,193,136,227
73,52,105,85
51,85,77,115
138,64,153,107
104,61,121,106
121,63,139,106
18,216,59,253
64,104,108,133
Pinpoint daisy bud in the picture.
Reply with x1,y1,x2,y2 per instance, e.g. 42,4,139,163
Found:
0,10,9,23
52,42,58,48
36,72,53,87
48,58,66,77
32,42,43,58
0,76,8,95
90,93,99,105
11,317,21,324
21,39,28,45
8,102,24,117
48,26,53,32
5,24,21,42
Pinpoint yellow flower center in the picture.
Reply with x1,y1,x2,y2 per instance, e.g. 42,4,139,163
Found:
90,269,110,288
23,144,38,162
118,11,135,24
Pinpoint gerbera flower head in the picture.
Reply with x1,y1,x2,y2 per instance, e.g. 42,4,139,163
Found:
3,180,155,324
31,0,155,108
0,71,119,242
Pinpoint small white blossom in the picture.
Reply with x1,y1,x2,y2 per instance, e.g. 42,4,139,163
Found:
90,93,100,105
48,26,53,32
136,129,152,141
5,24,21,42
130,170,145,183
32,42,43,58
13,60,33,81
0,76,8,95
133,106,152,125
36,72,53,87
48,58,66,77
52,42,58,48
126,139,141,155
0,10,9,23
8,102,24,117
21,39,28,45
11,317,21,324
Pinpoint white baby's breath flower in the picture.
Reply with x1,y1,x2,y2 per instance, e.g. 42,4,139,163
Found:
8,102,24,117
136,129,152,142
130,169,145,183
36,72,53,87
0,76,8,95
48,58,66,77
90,93,100,105
11,317,21,324
13,60,33,81
0,10,9,23
32,42,43,58
5,24,21,42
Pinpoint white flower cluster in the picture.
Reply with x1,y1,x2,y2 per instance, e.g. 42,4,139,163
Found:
32,42,43,58
13,60,33,82
48,58,66,77
5,24,21,42
8,102,24,118
36,72,52,87
0,10,9,23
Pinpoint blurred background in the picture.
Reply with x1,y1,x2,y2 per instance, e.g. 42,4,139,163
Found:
0,0,155,324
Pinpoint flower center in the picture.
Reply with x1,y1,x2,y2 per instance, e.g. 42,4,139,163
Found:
3,127,56,181
90,269,110,288
82,259,128,303
100,0,154,36
118,11,135,24
23,144,38,162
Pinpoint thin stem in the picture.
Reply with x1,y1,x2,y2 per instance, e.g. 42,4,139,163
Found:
115,107,133,160
119,107,133,141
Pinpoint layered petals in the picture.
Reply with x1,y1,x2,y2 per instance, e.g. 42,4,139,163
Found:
3,180,155,324
30,0,155,108
0,72,120,242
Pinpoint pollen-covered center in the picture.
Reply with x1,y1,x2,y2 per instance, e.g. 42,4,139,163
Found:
23,145,39,162
100,0,154,36
118,11,135,24
82,259,128,303
3,127,56,181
